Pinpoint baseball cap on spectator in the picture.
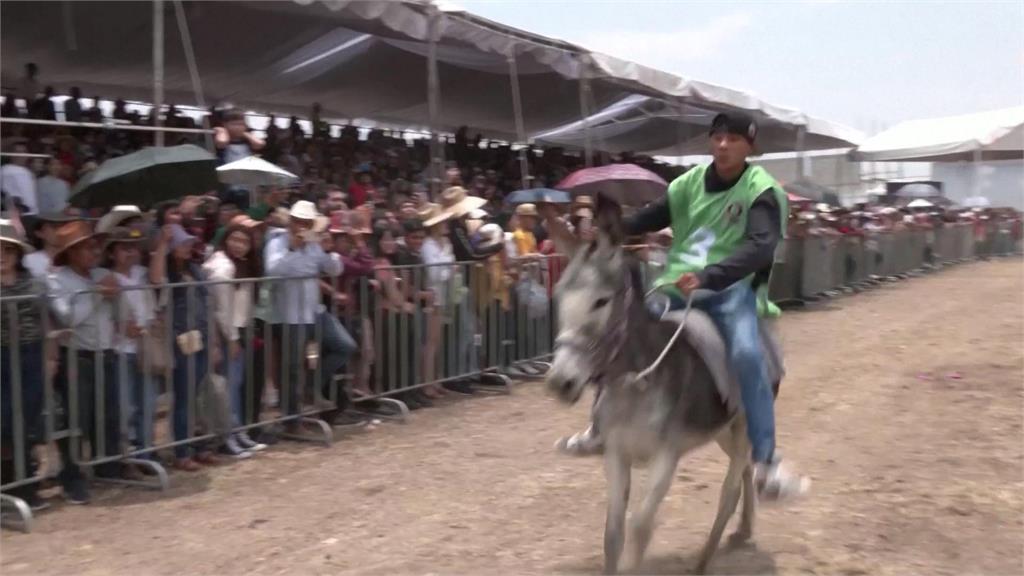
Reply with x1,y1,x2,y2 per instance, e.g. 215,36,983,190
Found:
96,205,143,233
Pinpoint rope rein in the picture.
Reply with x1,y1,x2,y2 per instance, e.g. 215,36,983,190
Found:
630,289,696,385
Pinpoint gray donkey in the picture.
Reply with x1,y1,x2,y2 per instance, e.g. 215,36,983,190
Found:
546,198,782,574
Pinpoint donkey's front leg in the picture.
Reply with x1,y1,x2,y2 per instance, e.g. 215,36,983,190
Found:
603,450,631,575
626,447,680,569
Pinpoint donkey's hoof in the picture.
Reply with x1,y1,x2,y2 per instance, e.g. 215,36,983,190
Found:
728,529,753,547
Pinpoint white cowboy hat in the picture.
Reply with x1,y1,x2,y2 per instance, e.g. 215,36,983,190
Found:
0,218,34,253
289,200,319,221
96,205,143,233
439,186,487,219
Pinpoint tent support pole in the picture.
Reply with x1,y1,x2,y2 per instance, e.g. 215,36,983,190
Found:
152,0,165,147
173,0,213,151
795,125,807,180
972,147,982,198
577,54,593,168
508,53,530,190
427,6,443,198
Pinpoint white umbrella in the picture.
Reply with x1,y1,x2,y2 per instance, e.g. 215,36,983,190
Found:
906,198,934,209
216,156,299,187
962,195,991,208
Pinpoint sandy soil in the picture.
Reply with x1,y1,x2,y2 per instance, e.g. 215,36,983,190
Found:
2,259,1022,576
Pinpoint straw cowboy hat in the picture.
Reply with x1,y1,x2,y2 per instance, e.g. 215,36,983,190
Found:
438,186,486,219
419,203,452,228
0,218,34,253
96,205,143,233
53,220,106,265
515,203,539,218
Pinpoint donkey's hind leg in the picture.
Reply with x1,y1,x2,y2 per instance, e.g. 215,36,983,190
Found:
695,421,748,575
730,463,756,545
604,450,632,575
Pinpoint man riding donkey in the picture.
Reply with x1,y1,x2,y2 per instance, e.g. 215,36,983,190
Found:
548,112,810,502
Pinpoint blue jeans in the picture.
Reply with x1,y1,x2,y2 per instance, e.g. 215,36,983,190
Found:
172,348,209,459
117,353,156,458
649,282,776,464
317,312,357,409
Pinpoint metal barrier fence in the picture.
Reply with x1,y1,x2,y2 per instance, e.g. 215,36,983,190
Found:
0,255,558,531
2,229,1020,531
772,224,1021,301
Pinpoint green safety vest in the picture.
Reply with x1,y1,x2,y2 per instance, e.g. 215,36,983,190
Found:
653,163,788,318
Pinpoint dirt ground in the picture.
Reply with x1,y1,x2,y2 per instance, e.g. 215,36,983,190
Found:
2,259,1022,576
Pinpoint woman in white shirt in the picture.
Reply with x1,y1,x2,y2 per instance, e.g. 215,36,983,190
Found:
419,206,454,390
104,227,156,462
203,222,266,455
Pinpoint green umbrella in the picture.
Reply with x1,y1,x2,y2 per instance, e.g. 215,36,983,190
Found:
70,144,218,209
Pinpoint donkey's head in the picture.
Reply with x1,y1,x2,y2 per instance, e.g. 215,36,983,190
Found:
547,194,639,404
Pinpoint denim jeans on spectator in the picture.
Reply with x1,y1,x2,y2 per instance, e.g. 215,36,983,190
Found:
274,324,312,417
172,348,209,459
1,342,45,500
317,312,356,411
647,281,776,464
56,349,122,483
117,353,156,459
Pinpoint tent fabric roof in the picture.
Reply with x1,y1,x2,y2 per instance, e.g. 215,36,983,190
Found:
533,95,863,155
3,0,856,149
850,106,1024,162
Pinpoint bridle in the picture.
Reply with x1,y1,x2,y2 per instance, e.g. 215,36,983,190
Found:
554,273,636,385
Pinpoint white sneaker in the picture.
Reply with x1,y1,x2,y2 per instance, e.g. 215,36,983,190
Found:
754,459,810,503
235,432,267,452
223,437,253,459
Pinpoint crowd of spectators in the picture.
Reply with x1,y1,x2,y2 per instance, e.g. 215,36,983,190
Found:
1,82,1021,512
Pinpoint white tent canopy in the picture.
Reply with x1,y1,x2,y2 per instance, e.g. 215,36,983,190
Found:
532,95,863,155
851,106,1024,162
2,0,856,149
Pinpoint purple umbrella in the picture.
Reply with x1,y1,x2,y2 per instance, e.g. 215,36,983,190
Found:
557,164,668,206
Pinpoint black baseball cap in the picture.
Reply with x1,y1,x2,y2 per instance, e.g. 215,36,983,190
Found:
709,112,758,145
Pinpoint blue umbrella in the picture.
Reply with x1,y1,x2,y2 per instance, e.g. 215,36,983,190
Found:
505,188,571,205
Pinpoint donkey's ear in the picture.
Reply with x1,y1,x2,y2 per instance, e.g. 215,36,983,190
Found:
594,192,625,246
